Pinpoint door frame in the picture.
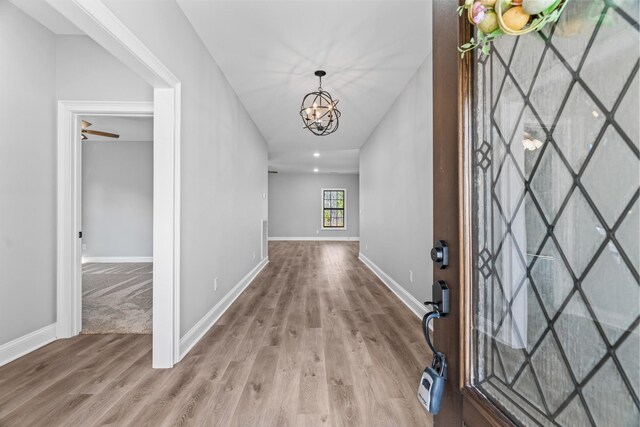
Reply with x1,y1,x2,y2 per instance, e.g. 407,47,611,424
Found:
56,100,180,369
432,1,515,425
56,102,153,341
50,0,182,369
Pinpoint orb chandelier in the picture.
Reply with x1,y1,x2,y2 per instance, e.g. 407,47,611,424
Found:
299,70,341,136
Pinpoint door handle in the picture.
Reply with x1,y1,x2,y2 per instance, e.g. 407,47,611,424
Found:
430,240,448,269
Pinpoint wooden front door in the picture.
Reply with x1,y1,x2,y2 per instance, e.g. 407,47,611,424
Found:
432,1,639,426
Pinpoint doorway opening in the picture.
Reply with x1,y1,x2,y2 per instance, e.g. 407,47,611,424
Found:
55,100,182,367
80,115,154,334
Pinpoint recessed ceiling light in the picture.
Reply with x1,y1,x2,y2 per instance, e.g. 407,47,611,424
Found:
313,152,320,157
313,168,319,173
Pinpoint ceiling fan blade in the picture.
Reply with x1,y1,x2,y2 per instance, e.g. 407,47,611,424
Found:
82,129,120,139
81,120,92,130
81,134,87,140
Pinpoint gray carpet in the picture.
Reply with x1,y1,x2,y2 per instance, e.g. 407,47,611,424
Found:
82,263,152,334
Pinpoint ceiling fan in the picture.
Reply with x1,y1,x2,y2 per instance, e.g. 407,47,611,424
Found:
81,120,120,140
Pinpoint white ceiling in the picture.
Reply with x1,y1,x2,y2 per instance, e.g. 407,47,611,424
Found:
80,116,154,142
12,0,431,173
177,0,431,173
8,0,83,34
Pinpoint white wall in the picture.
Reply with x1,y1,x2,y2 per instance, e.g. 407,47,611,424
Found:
359,56,433,304
0,1,153,350
103,0,269,337
56,35,153,101
82,140,153,259
268,173,359,239
0,0,56,345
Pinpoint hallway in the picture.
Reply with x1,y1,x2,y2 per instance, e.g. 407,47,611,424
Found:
0,242,432,426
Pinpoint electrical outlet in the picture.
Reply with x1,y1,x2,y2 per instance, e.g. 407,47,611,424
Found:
214,277,218,291
253,251,256,260
409,270,413,283
365,243,368,250
82,243,87,250
262,193,267,199
316,229,319,234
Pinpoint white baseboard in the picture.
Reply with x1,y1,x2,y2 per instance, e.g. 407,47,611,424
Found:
0,324,57,367
179,257,269,361
82,257,153,263
268,236,359,241
358,253,429,322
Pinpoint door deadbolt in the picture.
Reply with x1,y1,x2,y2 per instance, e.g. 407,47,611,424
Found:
430,240,448,269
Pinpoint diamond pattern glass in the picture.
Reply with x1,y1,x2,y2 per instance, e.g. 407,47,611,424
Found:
530,240,573,319
494,155,525,222
495,333,527,383
583,359,640,426
553,82,605,174
617,324,640,399
581,246,640,344
493,75,526,146
556,396,591,427
472,2,640,425
520,193,546,258
580,7,640,111
614,0,639,21
554,188,606,277
529,143,573,223
492,125,508,180
530,333,574,413
528,48,573,129
582,126,640,227
549,0,602,71
616,197,639,274
492,32,516,65
554,293,607,382
523,283,546,352
519,106,546,180
614,68,639,150
513,364,546,412
509,34,546,94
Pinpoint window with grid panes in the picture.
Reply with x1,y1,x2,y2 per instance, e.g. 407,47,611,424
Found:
322,189,346,229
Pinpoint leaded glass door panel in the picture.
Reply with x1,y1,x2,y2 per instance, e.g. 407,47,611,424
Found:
471,1,640,425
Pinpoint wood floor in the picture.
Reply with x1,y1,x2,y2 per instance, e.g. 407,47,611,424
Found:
0,241,432,427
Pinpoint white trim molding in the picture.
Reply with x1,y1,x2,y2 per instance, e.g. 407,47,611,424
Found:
268,237,360,241
179,258,269,361
358,253,428,320
0,324,56,367
56,99,181,369
57,100,154,341
50,0,183,369
82,257,153,263
46,0,179,88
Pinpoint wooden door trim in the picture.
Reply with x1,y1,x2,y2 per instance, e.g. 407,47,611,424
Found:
432,0,464,423
458,2,474,393
463,387,517,427
433,2,513,427
456,5,513,427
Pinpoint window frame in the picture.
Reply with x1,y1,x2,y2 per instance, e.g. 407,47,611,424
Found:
320,188,347,230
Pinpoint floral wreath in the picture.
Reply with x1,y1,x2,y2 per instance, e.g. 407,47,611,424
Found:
458,0,570,57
